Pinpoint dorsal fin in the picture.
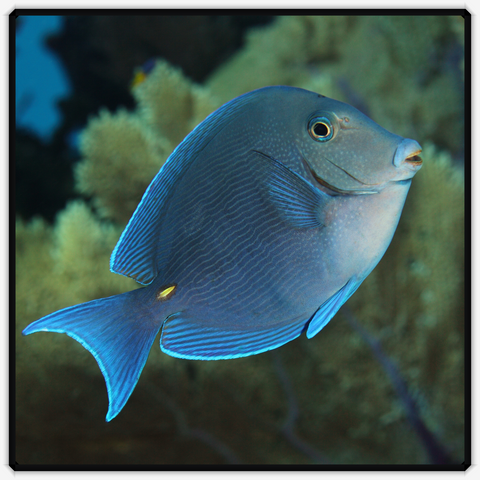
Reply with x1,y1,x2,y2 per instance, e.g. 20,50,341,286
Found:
110,89,264,285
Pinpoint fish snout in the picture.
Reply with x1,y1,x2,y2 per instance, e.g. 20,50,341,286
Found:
393,139,423,171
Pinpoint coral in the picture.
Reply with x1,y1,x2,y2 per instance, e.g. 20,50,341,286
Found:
16,15,465,466
16,202,134,323
76,61,220,225
76,109,171,224
206,17,307,101
133,60,221,146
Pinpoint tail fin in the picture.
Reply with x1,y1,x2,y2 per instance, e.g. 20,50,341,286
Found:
22,288,161,422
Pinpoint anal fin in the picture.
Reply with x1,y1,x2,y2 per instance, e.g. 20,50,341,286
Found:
160,312,309,360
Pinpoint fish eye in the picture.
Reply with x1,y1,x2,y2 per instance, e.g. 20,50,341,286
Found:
308,116,333,142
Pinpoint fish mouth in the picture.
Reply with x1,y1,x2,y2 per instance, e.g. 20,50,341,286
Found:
393,139,423,169
404,149,423,166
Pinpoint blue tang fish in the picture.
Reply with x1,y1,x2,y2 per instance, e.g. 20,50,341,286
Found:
23,86,423,421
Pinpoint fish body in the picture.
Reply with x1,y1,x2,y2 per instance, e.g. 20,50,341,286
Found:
23,86,422,421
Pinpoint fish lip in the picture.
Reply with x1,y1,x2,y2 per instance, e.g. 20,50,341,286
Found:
404,149,423,166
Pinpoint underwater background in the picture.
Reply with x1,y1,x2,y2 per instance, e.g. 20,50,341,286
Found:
15,14,465,465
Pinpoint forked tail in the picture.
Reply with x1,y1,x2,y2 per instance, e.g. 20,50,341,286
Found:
22,288,161,421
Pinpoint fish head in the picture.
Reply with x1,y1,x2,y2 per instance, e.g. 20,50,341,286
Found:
291,91,423,194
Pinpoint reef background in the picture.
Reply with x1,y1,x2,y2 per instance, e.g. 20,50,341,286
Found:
15,14,466,465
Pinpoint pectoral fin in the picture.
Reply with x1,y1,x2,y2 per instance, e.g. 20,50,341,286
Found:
252,150,331,228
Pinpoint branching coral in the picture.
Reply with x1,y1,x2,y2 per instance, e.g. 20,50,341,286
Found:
76,60,220,225
206,17,311,102
16,202,134,325
76,109,170,224
133,60,220,145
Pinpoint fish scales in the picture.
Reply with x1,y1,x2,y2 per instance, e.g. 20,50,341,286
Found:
23,86,423,421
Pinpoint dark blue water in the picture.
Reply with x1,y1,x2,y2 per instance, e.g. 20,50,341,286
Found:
16,15,70,140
